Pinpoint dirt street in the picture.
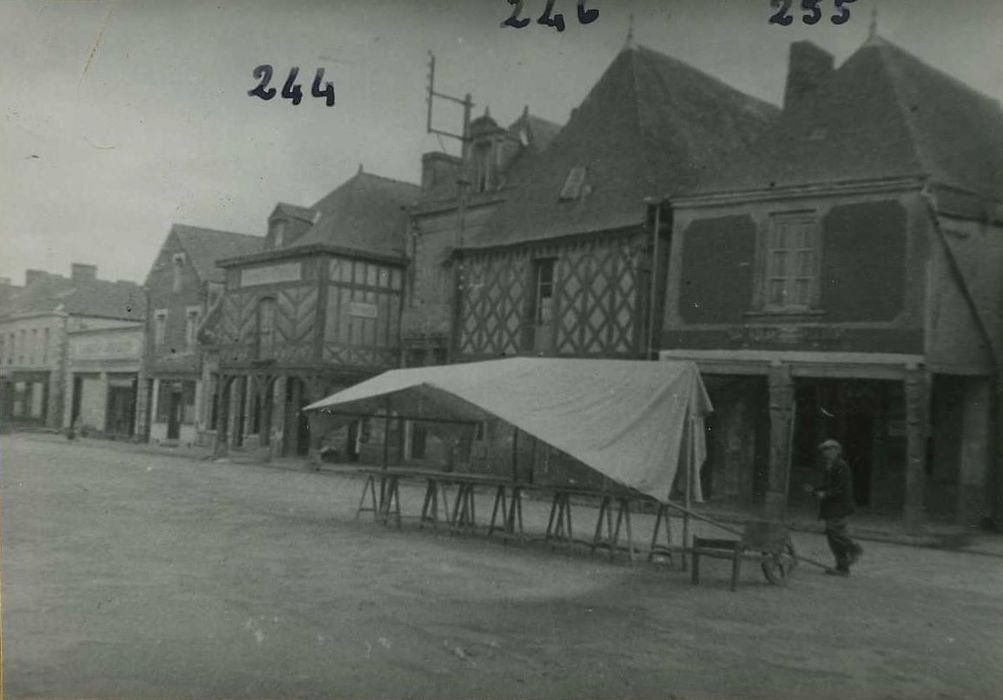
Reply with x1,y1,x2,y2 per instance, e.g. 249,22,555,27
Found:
2,434,1002,699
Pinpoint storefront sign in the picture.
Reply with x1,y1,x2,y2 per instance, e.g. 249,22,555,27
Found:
348,301,378,319
240,262,301,287
726,325,847,346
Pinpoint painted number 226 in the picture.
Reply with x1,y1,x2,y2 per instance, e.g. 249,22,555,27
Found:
248,65,336,106
502,0,599,32
769,0,857,26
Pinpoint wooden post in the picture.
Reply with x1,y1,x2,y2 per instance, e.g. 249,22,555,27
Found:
766,363,795,518
904,367,930,533
380,397,391,514
681,416,694,572
511,427,519,483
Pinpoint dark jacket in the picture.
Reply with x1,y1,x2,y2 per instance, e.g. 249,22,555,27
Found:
815,457,856,520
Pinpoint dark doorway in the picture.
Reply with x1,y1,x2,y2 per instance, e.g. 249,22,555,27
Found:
296,398,310,457
106,384,136,436
167,389,182,440
70,375,83,427
282,377,311,457
234,378,247,448
843,413,874,507
346,421,360,462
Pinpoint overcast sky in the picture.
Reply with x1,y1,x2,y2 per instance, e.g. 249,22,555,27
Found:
2,0,1001,286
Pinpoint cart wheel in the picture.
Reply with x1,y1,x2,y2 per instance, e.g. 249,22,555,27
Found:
761,543,797,585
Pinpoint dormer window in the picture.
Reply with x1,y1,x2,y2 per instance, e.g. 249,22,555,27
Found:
473,142,493,193
559,166,587,201
270,219,287,248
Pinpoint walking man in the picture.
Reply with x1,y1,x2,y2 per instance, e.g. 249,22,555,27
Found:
804,439,863,576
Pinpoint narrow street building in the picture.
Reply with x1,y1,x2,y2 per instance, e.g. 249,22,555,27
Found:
0,266,144,431
660,37,1003,529
404,106,560,367
204,169,418,459
140,225,262,445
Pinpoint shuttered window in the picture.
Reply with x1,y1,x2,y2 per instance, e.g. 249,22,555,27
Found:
765,214,818,311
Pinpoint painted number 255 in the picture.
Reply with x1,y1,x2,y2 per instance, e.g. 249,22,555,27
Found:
769,0,857,26
248,65,336,106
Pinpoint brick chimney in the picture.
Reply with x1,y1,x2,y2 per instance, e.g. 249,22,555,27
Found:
783,41,834,112
421,151,462,195
25,269,47,286
71,263,98,282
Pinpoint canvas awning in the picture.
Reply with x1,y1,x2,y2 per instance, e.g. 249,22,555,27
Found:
303,357,713,503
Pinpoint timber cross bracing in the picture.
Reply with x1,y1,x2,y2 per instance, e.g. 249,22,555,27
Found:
457,237,645,358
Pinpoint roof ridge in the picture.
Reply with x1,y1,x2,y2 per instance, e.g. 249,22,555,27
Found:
873,41,935,183
867,36,1002,108
634,43,780,111
629,47,660,193
353,170,420,189
173,223,260,240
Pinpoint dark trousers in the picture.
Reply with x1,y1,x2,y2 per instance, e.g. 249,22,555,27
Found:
825,517,862,570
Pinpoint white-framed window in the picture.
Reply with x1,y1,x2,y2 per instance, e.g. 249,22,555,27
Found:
270,219,287,248
764,213,819,311
473,142,493,193
207,282,223,309
559,166,587,201
184,306,201,350
533,258,555,325
154,309,168,346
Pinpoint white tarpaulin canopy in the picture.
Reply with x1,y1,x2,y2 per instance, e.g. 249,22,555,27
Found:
303,357,713,503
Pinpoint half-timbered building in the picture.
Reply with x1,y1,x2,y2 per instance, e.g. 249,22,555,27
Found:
403,106,560,368
441,41,777,485
204,169,419,459
660,36,1003,529
140,225,262,445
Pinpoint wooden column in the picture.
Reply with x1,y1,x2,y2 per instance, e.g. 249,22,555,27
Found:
213,376,230,457
957,376,992,526
904,367,931,532
765,363,795,518
993,373,1003,528
270,376,286,461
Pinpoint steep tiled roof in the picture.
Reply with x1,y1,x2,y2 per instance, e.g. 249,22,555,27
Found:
466,44,779,249
274,202,319,223
699,37,1003,200
172,225,263,282
288,171,420,258
520,113,561,152
2,273,145,321
416,109,563,206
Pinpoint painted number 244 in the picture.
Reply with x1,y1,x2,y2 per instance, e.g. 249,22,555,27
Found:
248,65,336,106
769,0,857,26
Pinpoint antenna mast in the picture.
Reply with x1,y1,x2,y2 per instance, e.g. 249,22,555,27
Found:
426,52,473,159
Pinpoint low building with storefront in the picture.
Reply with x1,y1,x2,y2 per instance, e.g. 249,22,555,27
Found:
0,265,144,431
64,324,144,438
659,36,1003,530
